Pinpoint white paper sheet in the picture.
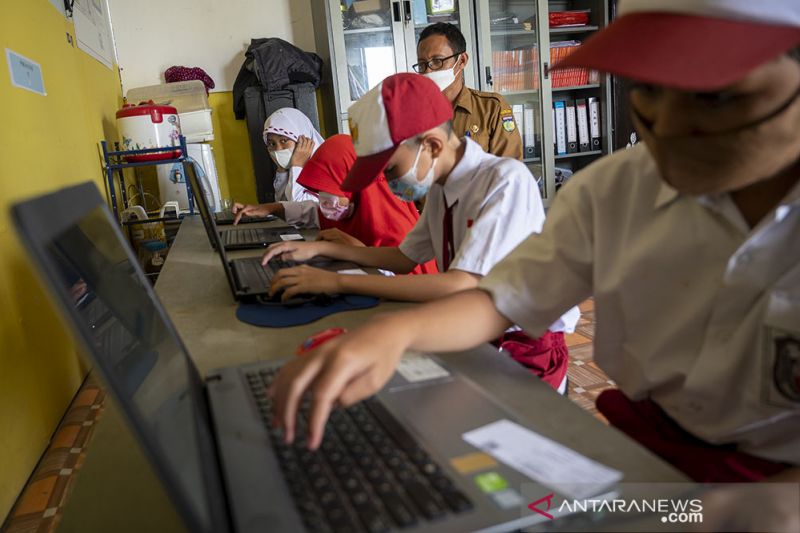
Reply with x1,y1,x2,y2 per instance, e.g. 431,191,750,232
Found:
279,234,304,241
336,268,368,275
463,419,622,499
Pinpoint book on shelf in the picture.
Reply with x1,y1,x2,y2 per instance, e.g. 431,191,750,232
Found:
523,105,536,158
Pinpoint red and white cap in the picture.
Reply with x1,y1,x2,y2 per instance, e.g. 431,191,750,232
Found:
553,0,800,91
342,73,453,192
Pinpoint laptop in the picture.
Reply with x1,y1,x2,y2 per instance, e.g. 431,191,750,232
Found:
214,211,278,225
185,164,304,250
185,164,355,306
13,182,591,533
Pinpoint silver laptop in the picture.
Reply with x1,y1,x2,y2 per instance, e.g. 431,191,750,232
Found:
12,182,580,533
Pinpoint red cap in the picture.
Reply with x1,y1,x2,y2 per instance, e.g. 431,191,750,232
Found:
553,3,800,91
342,73,453,192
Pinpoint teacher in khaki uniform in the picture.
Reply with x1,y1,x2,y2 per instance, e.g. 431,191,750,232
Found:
414,23,523,160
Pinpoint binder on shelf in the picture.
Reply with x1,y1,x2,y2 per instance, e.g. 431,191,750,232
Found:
588,96,601,150
554,100,567,155
576,98,590,152
512,104,524,137
523,105,536,158
565,100,578,154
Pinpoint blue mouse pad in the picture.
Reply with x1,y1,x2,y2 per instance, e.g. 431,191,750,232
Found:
236,294,380,328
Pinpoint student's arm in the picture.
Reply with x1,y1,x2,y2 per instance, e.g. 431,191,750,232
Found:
232,202,284,224
271,180,596,448
270,289,512,447
262,240,418,274
269,266,479,302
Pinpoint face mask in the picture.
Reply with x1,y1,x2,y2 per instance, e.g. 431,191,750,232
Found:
318,192,353,221
425,67,456,91
388,141,437,202
633,87,800,196
270,148,293,170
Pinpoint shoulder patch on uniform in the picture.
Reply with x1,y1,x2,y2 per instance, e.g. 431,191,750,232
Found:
501,114,516,132
500,108,513,116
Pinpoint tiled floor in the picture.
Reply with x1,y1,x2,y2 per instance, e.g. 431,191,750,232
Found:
2,300,613,532
2,377,105,533
565,299,616,422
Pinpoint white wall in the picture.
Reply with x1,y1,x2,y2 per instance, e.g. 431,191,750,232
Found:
108,0,317,93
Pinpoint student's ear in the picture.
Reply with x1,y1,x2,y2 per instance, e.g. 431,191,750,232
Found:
423,133,445,159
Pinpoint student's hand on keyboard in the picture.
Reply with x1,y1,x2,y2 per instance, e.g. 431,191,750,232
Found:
269,265,339,301
262,241,323,264
316,228,366,247
269,313,410,450
231,202,273,225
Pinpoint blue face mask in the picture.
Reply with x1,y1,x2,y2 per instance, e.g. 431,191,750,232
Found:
387,142,437,202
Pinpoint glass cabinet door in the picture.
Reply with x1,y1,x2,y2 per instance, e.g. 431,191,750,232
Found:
333,0,408,110
399,0,475,90
475,0,548,191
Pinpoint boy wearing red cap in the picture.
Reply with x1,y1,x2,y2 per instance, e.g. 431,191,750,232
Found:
269,0,800,529
263,73,579,392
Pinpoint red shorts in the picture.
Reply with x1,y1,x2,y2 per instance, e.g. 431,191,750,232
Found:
596,389,790,482
494,330,569,390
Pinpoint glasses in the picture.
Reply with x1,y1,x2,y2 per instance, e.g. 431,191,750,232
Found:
412,52,463,73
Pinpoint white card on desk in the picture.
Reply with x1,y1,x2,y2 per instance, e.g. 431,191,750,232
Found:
337,268,368,275
396,353,450,383
280,233,304,241
462,419,622,499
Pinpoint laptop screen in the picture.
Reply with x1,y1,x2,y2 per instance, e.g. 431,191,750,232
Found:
185,162,238,296
37,202,221,531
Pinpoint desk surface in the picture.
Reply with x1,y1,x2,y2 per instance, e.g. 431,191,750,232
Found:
59,217,686,532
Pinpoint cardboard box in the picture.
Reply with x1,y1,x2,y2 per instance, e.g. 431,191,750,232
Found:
352,0,383,14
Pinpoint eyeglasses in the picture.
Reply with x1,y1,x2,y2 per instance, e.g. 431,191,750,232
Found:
412,52,463,73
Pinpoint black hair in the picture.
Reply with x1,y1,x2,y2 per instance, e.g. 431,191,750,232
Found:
418,22,466,55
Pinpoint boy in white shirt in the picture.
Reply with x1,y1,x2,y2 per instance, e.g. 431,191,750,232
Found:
268,1,800,527
263,73,579,391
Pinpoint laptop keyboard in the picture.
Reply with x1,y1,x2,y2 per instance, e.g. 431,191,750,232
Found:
233,256,298,291
222,228,266,246
247,368,473,533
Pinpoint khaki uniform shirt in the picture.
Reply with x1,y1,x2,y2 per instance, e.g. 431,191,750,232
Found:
452,87,523,160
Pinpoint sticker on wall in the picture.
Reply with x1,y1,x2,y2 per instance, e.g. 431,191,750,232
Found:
6,49,46,96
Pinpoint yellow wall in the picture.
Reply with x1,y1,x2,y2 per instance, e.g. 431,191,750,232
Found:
0,0,124,521
207,92,257,204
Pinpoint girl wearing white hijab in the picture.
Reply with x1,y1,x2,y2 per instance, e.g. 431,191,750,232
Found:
232,108,324,227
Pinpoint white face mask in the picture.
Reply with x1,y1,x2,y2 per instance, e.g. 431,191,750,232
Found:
270,148,293,170
424,67,456,92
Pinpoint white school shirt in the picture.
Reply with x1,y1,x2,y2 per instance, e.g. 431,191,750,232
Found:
480,143,800,464
399,138,579,333
275,167,319,228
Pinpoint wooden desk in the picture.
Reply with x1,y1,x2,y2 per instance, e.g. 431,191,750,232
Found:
59,217,687,532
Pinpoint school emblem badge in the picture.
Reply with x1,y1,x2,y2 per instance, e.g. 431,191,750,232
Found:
773,335,800,402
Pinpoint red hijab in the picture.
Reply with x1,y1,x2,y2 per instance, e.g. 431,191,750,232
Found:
298,134,437,275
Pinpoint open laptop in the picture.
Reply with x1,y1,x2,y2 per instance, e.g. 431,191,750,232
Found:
13,182,603,533
185,164,304,250
186,163,355,306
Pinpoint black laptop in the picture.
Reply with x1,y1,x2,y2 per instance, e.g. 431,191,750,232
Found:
12,181,605,532
185,164,304,250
